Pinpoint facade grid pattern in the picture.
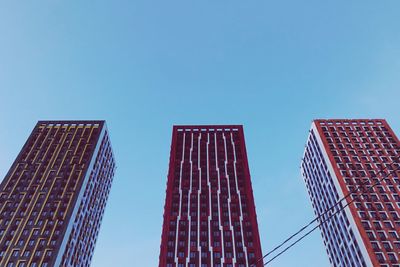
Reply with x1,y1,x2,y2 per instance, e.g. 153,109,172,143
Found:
0,121,116,267
159,125,263,267
301,119,400,267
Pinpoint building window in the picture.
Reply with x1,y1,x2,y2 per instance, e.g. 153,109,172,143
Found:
375,253,385,263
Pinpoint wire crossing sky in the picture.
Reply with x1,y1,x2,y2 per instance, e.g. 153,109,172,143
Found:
253,158,400,266
1,0,400,266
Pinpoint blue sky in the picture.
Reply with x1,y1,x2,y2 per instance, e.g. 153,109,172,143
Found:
1,0,400,266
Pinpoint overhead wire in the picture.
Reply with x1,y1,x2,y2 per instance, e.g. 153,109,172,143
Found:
250,155,400,266
263,163,400,266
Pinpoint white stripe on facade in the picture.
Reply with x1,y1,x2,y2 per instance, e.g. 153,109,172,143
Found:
310,122,373,267
231,132,249,266
223,133,236,264
186,133,194,266
214,132,225,265
175,133,186,265
206,133,214,267
197,133,203,267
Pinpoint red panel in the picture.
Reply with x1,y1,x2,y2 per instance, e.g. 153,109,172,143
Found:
159,125,263,267
314,119,400,265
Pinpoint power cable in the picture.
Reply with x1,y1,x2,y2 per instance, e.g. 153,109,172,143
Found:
250,156,400,266
264,163,400,265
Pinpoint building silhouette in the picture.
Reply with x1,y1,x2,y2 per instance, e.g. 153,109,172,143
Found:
159,125,263,267
0,121,116,267
301,119,400,266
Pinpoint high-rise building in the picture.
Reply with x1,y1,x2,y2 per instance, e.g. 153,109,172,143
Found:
0,121,116,267
159,125,263,267
301,119,400,267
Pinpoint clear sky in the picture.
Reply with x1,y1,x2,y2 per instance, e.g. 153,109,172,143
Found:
1,0,400,266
